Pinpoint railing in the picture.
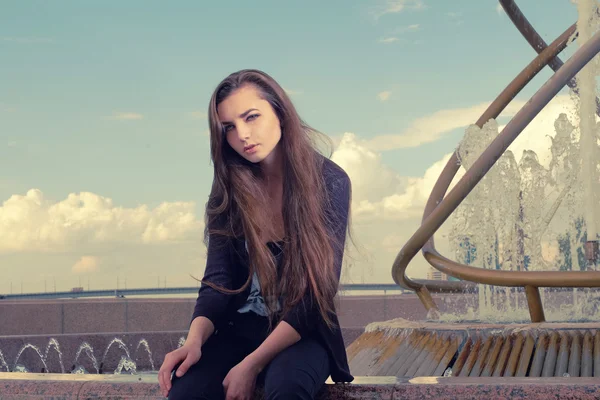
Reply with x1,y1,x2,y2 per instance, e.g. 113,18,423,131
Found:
0,283,406,300
392,0,600,323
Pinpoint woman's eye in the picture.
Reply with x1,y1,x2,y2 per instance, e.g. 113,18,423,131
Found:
247,114,259,121
223,125,233,132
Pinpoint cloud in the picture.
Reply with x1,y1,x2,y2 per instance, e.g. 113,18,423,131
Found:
332,133,410,205
377,91,392,102
332,133,461,222
370,0,426,20
378,37,401,43
106,112,144,120
0,189,203,253
1,37,54,43
395,24,421,33
331,133,462,281
72,256,100,274
379,23,420,43
363,100,523,151
361,94,575,151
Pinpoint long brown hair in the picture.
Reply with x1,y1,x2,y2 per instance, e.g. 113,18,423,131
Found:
199,69,347,329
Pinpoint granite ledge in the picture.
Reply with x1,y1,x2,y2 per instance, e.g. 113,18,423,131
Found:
1,373,600,399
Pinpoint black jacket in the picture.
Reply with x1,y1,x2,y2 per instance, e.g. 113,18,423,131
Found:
191,157,354,383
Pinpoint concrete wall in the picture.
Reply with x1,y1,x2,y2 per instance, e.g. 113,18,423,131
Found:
0,294,472,336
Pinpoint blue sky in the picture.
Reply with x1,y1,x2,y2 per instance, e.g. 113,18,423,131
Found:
0,0,584,293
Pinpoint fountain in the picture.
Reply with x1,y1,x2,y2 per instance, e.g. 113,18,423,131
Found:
347,0,600,380
4,0,600,398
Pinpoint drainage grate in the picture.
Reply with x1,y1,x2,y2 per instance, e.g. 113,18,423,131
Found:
347,328,600,377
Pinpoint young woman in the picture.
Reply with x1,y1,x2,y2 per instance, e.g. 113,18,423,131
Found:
158,69,354,400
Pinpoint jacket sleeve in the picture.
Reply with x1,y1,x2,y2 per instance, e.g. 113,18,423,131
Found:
281,172,351,337
190,230,234,329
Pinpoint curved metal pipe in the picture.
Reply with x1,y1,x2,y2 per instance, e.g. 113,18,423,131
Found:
499,0,600,117
392,27,600,292
393,20,577,293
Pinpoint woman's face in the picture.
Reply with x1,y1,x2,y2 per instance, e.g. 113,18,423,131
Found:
217,85,282,165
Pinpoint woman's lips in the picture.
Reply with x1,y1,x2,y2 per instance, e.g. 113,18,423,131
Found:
244,144,258,154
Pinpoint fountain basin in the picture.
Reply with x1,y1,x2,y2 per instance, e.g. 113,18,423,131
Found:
1,372,600,399
349,318,600,378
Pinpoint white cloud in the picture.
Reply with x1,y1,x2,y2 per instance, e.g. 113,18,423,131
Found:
72,256,100,274
378,37,401,43
363,100,522,151
362,94,575,151
106,112,144,120
0,189,203,253
332,133,461,222
379,23,420,43
378,90,392,102
395,24,421,33
331,133,462,281
370,0,426,20
332,133,410,205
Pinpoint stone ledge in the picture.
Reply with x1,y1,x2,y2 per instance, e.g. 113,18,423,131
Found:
1,373,600,399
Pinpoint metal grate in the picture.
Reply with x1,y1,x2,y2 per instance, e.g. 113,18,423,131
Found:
347,328,600,377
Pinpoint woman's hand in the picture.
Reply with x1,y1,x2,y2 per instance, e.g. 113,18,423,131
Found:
222,358,260,400
158,341,202,398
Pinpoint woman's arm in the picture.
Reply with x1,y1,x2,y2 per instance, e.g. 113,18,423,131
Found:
243,321,300,372
222,321,301,398
185,316,215,347
190,228,235,336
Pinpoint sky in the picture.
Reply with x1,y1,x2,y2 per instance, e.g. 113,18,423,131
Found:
0,0,587,294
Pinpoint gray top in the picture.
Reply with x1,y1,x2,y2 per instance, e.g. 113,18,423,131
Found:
237,240,282,316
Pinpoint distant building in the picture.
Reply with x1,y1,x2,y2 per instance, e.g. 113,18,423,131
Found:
427,269,448,281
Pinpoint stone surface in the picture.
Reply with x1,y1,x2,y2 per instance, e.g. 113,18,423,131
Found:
0,294,468,336
63,301,127,334
1,374,600,400
0,302,62,336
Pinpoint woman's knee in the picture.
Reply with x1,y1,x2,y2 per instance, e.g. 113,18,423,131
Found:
168,374,223,400
262,339,329,399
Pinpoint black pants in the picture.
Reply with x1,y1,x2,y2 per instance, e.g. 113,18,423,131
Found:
168,312,330,400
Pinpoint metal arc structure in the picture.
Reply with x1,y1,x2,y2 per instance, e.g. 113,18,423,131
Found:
392,1,600,323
